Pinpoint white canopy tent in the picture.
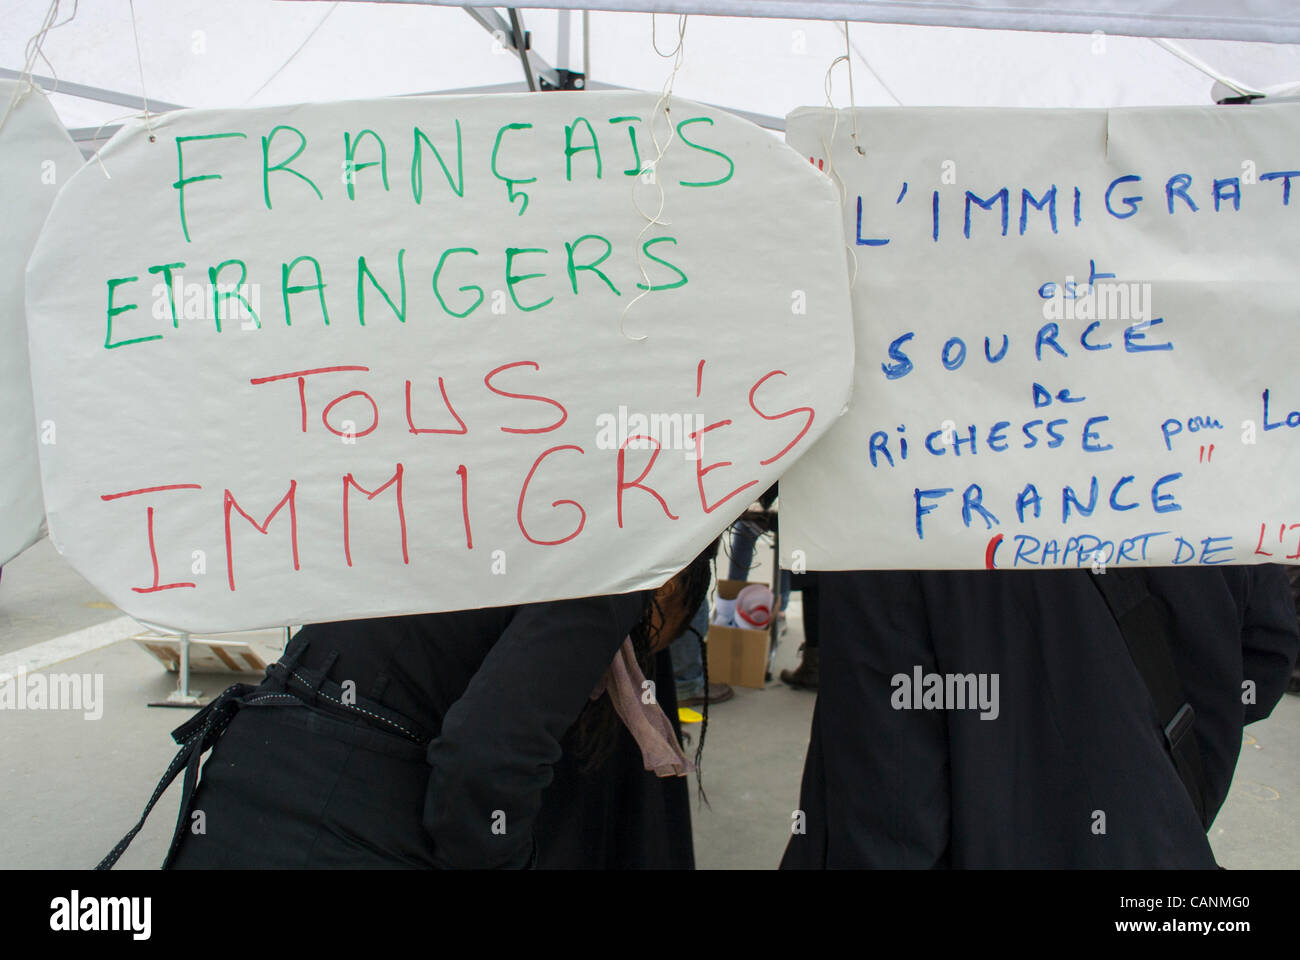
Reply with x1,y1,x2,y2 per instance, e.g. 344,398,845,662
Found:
4,0,1300,148
406,0,1300,44
4,0,1298,696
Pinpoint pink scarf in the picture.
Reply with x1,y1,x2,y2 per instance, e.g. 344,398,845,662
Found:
590,638,694,777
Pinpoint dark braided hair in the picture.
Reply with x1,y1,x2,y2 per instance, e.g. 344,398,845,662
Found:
570,538,719,783
673,539,717,807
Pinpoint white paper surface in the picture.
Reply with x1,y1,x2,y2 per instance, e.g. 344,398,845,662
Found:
0,81,82,566
26,91,854,631
782,104,1300,571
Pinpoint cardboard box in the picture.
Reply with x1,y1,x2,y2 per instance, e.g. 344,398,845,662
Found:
706,579,772,689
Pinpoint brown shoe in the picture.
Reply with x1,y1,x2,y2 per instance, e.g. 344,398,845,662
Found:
780,645,819,690
681,682,735,706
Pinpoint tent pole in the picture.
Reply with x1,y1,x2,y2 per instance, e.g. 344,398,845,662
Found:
0,68,184,111
507,8,537,91
459,6,560,88
557,8,571,71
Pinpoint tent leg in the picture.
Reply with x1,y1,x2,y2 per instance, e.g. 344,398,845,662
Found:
162,632,202,706
508,8,537,91
768,523,781,677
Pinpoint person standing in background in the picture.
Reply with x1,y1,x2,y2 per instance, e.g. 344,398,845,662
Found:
779,572,820,691
783,566,1299,868
535,540,719,868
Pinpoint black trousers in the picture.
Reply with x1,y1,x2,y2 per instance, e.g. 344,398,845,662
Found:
170,700,439,868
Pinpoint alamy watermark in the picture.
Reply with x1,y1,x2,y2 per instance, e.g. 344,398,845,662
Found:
1041,278,1152,324
0,668,104,719
891,665,1000,720
594,405,705,460
50,891,150,940
151,275,262,328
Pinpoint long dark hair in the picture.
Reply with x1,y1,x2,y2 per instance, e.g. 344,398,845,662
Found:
570,538,719,785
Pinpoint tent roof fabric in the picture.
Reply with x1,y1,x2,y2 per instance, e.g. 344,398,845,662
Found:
7,0,1300,133
387,0,1300,45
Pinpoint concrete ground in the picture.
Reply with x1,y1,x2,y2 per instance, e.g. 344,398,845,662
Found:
0,537,1296,869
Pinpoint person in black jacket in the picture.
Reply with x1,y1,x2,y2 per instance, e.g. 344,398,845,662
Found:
101,545,715,870
534,646,696,869
535,538,717,869
781,566,1299,869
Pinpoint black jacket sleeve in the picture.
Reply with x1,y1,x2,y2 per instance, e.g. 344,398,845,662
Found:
1241,564,1300,726
783,570,951,868
423,591,648,868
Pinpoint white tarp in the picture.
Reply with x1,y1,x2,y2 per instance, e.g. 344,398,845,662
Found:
781,103,1300,571
25,90,854,632
0,80,82,566
406,0,1300,44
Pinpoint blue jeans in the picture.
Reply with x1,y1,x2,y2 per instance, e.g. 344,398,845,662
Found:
670,599,711,699
728,520,791,610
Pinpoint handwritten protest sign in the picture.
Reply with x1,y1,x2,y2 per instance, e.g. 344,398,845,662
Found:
0,81,82,566
26,91,853,632
781,105,1300,571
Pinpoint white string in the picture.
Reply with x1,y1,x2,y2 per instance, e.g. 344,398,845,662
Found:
84,0,155,178
834,19,903,107
817,23,862,288
620,13,688,342
841,22,864,156
243,2,340,105
127,0,157,141
819,53,847,188
0,0,74,136
30,0,78,87
88,107,154,179
650,11,686,58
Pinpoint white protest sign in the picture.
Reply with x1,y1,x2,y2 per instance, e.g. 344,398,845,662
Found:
0,81,82,567
781,105,1300,572
26,91,853,632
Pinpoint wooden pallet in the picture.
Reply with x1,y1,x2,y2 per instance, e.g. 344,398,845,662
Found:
133,633,275,675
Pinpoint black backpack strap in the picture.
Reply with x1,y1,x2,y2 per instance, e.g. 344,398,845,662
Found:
1088,569,1209,828
95,683,252,870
